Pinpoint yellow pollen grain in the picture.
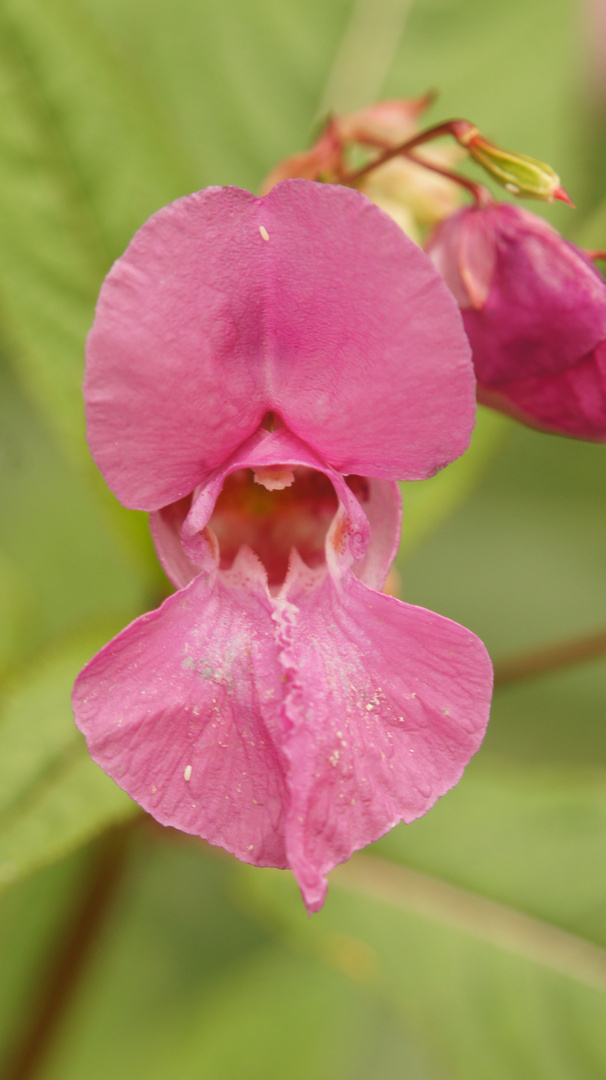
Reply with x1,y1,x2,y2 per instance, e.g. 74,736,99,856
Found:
183,765,192,782
259,225,269,241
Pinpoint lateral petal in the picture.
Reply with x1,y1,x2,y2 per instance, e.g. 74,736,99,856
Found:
276,560,493,911
72,550,290,868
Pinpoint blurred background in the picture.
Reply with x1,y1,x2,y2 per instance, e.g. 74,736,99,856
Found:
0,0,605,1076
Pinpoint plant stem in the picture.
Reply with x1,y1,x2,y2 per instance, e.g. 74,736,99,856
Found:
344,118,467,185
402,149,492,206
493,628,606,688
2,820,136,1080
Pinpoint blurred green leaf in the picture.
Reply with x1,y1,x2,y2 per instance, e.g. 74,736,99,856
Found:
384,0,579,232
240,759,606,1079
400,423,606,766
0,633,137,895
0,361,158,655
0,848,87,1055
129,949,429,1080
0,549,32,677
577,194,606,250
0,0,197,467
26,836,429,1080
398,406,511,561
79,0,357,192
372,760,606,947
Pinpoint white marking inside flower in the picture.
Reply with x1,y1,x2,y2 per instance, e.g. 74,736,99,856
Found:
259,225,269,241
184,765,192,782
253,465,295,490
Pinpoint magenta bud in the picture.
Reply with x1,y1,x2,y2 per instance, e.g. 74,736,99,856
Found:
427,203,606,440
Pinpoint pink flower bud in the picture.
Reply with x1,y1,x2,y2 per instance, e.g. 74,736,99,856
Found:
428,203,606,440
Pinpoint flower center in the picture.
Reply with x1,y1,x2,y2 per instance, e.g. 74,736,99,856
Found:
209,466,340,586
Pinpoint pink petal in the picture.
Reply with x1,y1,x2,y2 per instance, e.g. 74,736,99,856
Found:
276,558,493,912
462,206,606,382
429,203,606,440
72,549,290,868
85,180,475,510
429,207,496,310
348,476,402,591
73,421,491,913
150,427,401,592
478,342,606,441
150,496,201,589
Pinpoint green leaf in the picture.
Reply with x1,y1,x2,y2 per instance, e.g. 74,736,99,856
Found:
576,194,606,250
0,549,32,677
0,0,197,467
20,837,430,1080
0,361,159,657
0,849,87,1055
399,422,606,766
239,760,606,1079
383,0,580,232
398,406,511,561
132,950,429,1080
0,633,137,895
79,0,359,192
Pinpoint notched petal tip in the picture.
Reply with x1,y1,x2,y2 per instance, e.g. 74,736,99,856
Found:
296,868,329,915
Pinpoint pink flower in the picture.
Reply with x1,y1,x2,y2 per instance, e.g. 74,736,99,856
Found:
72,180,493,912
428,202,606,440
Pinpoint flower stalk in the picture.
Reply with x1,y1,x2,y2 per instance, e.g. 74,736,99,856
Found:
344,117,573,206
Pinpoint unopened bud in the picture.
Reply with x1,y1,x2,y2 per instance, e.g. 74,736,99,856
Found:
451,121,573,205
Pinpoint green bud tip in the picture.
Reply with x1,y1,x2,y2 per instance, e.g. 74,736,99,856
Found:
451,121,574,206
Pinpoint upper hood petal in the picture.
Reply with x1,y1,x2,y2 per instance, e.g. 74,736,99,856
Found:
86,180,475,510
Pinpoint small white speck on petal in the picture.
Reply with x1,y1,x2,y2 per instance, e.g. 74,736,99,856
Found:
184,765,192,782
259,225,269,241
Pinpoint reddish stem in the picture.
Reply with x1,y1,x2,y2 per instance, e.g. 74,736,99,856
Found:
403,149,493,207
344,119,470,185
2,822,136,1080
493,628,606,687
